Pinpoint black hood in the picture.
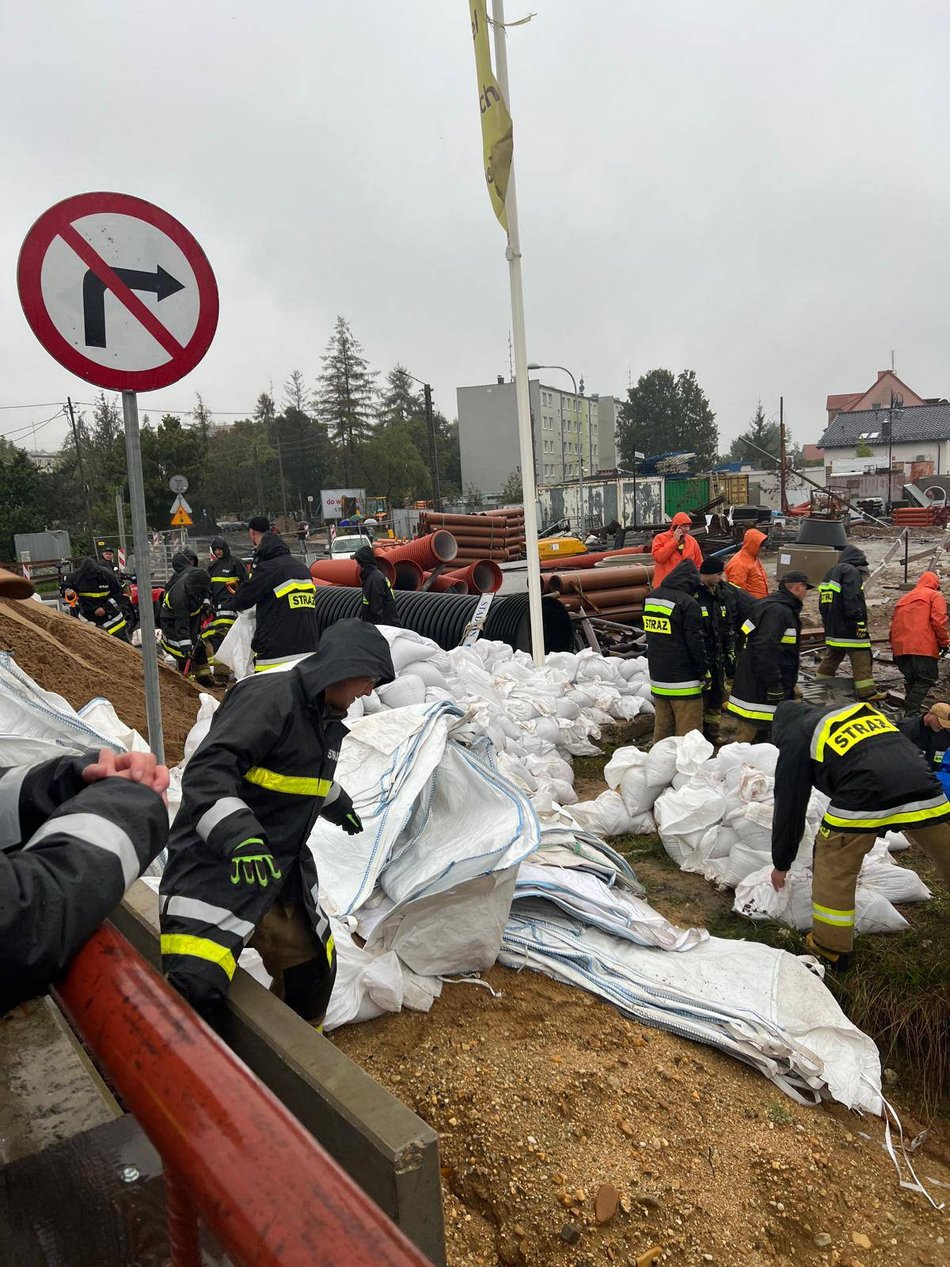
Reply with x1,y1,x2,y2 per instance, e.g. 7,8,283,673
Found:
170,552,190,573
354,545,377,570
295,619,395,702
210,536,231,559
660,559,701,593
839,545,868,570
255,532,290,561
75,557,108,586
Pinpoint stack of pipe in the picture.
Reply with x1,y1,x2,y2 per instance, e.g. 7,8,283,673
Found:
541,561,655,624
892,505,936,526
420,510,526,561
539,546,647,572
439,559,503,594
310,556,397,587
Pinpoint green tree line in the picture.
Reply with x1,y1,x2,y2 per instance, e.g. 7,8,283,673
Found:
0,316,461,557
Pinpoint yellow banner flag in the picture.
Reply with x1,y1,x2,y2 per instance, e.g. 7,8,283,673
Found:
469,0,513,233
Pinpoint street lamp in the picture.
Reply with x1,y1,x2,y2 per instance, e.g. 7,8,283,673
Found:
402,370,442,512
527,363,585,531
617,457,644,530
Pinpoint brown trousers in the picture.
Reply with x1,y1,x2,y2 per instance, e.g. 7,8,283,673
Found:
652,694,704,742
811,821,950,954
731,717,771,744
815,646,876,697
249,902,336,1027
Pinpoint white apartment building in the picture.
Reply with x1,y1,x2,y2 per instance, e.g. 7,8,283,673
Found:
457,377,619,494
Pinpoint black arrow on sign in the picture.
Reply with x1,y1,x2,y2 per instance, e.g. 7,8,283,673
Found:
82,265,185,348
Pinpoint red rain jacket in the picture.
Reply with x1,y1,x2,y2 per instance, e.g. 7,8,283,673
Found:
651,514,703,587
890,572,949,658
724,528,769,599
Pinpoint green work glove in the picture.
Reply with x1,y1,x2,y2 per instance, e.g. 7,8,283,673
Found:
320,788,363,836
229,838,282,888
855,622,869,640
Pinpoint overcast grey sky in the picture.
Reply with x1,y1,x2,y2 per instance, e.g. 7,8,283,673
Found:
2,1,948,460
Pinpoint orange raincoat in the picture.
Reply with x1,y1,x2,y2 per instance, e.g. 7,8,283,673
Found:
724,528,768,599
890,572,949,658
651,512,703,587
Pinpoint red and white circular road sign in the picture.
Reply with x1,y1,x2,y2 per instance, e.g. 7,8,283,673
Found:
17,191,218,392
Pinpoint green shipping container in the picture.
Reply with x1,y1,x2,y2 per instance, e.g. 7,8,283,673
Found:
663,477,710,518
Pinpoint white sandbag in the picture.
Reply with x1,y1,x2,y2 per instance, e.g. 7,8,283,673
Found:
654,784,727,868
215,610,256,679
568,790,636,837
645,738,679,786
884,830,910,852
402,660,449,692
78,699,150,752
183,693,219,764
859,850,931,903
375,625,442,673
376,675,427,710
733,865,814,930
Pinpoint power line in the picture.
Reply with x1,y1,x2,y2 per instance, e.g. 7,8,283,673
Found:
0,400,66,410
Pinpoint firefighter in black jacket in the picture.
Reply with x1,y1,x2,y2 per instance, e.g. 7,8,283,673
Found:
816,545,883,700
725,571,810,742
159,549,213,683
204,536,248,669
159,619,395,1024
232,530,319,672
355,545,401,627
62,556,129,640
696,556,735,744
644,559,707,741
770,699,950,964
898,702,950,794
1,747,169,1013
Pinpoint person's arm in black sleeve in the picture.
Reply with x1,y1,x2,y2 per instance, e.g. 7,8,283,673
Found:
679,598,707,679
0,754,100,848
231,565,269,612
365,571,388,623
840,568,864,628
897,715,934,761
234,557,248,584
0,778,167,1013
177,684,284,858
770,704,813,872
749,603,784,692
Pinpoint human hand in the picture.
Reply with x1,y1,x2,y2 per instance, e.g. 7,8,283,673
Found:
94,606,106,618
230,838,282,888
855,622,868,639
82,749,171,798
770,868,787,891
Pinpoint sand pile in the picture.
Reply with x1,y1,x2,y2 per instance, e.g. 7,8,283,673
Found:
0,599,207,763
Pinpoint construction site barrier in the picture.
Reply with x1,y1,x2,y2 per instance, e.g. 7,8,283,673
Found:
52,924,433,1267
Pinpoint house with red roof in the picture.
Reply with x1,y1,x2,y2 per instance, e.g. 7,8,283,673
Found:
826,370,925,426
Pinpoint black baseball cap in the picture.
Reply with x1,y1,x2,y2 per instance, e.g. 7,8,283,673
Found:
248,516,270,533
780,570,815,588
699,556,725,575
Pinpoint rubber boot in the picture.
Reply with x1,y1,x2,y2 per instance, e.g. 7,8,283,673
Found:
804,932,853,972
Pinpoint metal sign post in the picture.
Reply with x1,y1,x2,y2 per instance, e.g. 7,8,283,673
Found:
18,191,219,761
122,390,164,764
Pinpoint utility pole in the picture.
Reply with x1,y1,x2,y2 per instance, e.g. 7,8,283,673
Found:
66,397,96,552
423,383,443,512
273,417,288,519
779,396,788,513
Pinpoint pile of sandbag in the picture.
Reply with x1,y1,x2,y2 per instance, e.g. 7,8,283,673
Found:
599,733,932,936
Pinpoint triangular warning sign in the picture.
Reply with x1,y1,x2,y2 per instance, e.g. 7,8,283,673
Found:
170,506,193,527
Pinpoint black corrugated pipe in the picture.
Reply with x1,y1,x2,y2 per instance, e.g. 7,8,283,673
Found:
312,588,573,654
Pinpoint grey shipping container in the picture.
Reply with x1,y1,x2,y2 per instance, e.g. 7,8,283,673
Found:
13,529,71,562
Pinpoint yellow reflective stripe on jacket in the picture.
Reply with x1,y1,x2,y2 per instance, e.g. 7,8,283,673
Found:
810,703,866,760
740,618,755,635
244,766,333,796
273,579,316,599
78,590,110,597
160,934,237,979
822,799,949,831
725,697,775,722
780,626,798,645
812,903,855,927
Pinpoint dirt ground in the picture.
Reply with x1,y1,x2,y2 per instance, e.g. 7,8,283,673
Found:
0,597,211,763
334,967,950,1267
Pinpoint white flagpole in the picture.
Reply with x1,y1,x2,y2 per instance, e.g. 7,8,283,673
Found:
490,0,545,665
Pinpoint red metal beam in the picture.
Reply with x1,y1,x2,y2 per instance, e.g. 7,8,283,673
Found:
52,924,434,1267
